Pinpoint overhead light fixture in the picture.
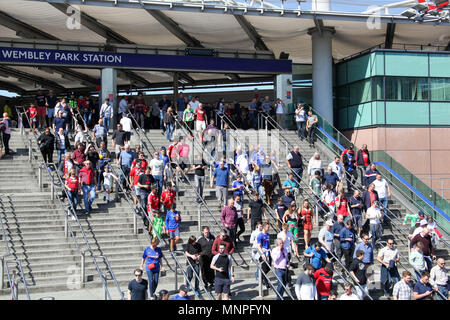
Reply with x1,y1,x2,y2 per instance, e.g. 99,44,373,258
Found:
401,8,418,18
412,3,429,11
432,0,449,6
179,78,188,84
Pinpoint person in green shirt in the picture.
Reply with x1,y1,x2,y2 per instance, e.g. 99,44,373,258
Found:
282,172,299,197
3,102,12,119
183,104,195,136
151,211,165,239
403,211,423,228
310,170,323,222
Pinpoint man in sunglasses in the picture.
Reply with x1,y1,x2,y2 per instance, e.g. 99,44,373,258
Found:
127,269,148,300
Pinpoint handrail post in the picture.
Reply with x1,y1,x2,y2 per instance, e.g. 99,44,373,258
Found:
81,252,86,284
197,203,201,232
133,210,137,235
51,179,55,201
64,210,68,238
104,277,108,300
0,258,4,290
259,264,263,297
28,139,32,162
19,116,23,135
174,259,178,292
38,166,43,190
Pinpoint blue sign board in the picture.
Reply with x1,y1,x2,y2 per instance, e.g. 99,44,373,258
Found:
0,47,291,74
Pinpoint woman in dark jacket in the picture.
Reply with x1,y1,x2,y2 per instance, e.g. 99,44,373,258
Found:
163,107,176,142
37,127,55,164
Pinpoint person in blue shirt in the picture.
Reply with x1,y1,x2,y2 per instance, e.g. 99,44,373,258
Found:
140,237,165,300
165,203,181,252
172,284,190,300
323,167,340,191
282,172,299,197
118,144,134,188
304,243,330,270
256,223,271,289
158,147,170,167
253,147,266,167
212,161,231,207
353,233,374,264
339,221,356,270
231,175,244,198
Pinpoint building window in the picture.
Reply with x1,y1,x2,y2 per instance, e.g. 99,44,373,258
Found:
430,78,450,101
385,77,429,101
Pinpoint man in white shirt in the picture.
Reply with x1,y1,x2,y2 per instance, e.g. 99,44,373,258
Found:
318,220,334,254
188,96,200,112
99,98,113,134
275,98,285,129
149,151,164,195
429,257,448,300
339,283,360,300
373,174,391,216
119,114,133,144
277,222,297,259
250,222,263,281
377,238,400,298
295,103,306,140
235,152,250,182
327,156,345,181
366,201,383,249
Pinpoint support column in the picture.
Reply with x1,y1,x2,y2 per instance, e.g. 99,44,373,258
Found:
101,68,117,128
275,74,293,129
308,27,335,125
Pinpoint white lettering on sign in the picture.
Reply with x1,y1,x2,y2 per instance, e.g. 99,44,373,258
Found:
0,48,122,65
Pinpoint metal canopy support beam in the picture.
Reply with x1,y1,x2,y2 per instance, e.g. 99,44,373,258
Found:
49,3,133,44
177,72,195,84
0,11,59,40
385,23,396,49
146,10,204,48
26,0,450,26
234,15,270,52
313,17,325,36
117,70,152,87
0,80,26,95
0,65,65,91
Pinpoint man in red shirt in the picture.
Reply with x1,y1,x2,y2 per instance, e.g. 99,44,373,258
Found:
211,229,235,255
335,189,352,223
194,103,207,141
147,186,160,216
161,183,176,215
130,160,145,208
78,160,96,215
131,152,148,170
314,263,334,300
72,143,86,172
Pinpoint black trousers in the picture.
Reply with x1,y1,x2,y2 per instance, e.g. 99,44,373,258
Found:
307,125,316,145
259,255,272,286
345,170,358,192
342,247,354,270
236,217,245,240
2,133,10,154
200,254,215,285
41,148,53,164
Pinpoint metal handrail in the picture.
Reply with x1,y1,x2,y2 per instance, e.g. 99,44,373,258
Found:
219,113,374,299
261,112,426,246
4,259,30,300
16,106,124,300
376,240,447,301
125,111,158,155
171,250,214,300
307,106,450,229
243,246,295,300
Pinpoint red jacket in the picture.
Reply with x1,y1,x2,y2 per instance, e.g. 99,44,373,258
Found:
211,235,235,255
161,189,176,208
314,268,333,296
147,193,160,212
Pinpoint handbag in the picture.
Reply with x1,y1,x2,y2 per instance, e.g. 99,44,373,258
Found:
147,262,156,270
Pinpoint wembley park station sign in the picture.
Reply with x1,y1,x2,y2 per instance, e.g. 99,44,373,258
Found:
0,47,291,74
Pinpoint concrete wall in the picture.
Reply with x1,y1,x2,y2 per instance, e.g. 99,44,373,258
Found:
342,127,450,200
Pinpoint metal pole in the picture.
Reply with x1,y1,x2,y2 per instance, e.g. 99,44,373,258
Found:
104,278,108,300
133,210,137,235
115,179,119,202
28,140,32,162
0,258,4,290
19,116,23,135
81,253,86,284
51,180,55,201
259,263,263,297
197,204,201,233
38,166,43,190
442,179,444,199
174,259,178,291
64,212,68,238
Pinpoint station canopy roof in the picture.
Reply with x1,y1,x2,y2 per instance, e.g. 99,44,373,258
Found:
0,0,449,94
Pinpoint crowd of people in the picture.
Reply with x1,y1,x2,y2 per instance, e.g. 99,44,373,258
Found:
6,90,448,301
